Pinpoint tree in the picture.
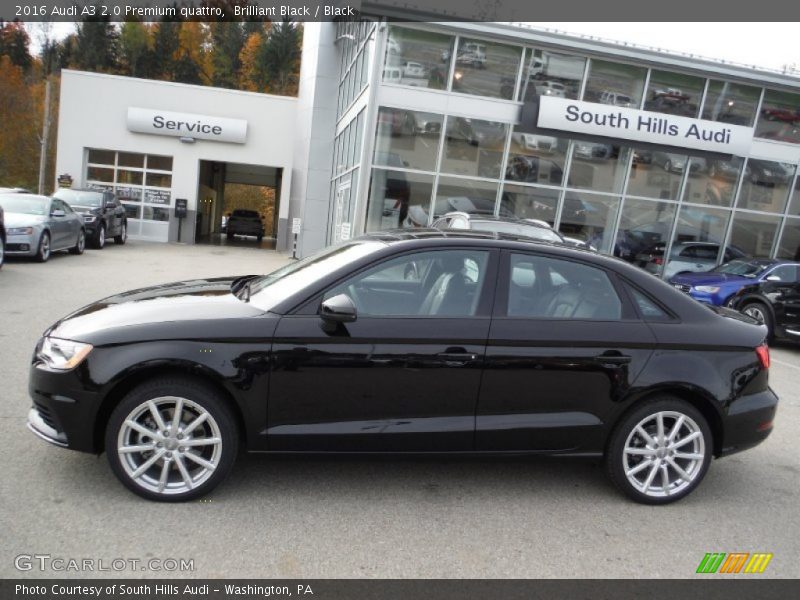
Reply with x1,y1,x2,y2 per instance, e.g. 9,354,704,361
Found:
259,20,302,96
175,21,212,84
118,21,151,78
210,22,246,89
238,28,267,91
151,20,181,80
0,56,40,189
0,20,33,71
73,10,119,72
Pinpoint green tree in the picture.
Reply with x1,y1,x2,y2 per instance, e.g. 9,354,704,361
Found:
0,20,33,71
210,22,246,89
118,21,151,78
152,20,181,80
73,8,119,72
259,20,301,96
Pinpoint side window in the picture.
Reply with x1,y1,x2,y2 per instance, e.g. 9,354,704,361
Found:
767,265,797,282
627,286,672,321
506,253,622,320
324,249,490,317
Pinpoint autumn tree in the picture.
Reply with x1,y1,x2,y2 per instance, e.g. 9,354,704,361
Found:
0,20,33,71
0,56,40,189
238,26,268,91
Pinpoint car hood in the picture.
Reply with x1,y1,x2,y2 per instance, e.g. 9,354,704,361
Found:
47,277,267,344
670,272,750,286
69,204,102,215
4,212,46,227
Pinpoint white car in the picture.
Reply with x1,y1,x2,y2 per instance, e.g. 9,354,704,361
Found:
402,61,427,78
599,91,636,107
535,81,566,97
512,133,558,153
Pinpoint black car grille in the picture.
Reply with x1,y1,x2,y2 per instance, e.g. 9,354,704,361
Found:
33,401,58,431
673,283,691,293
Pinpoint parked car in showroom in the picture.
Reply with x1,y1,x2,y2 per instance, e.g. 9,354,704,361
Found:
745,159,794,186
651,152,707,175
28,232,776,504
639,241,746,279
226,209,265,242
727,263,800,342
432,211,566,244
670,258,798,306
0,192,85,262
53,188,127,249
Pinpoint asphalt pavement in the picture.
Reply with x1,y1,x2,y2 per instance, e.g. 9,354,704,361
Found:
1,241,798,578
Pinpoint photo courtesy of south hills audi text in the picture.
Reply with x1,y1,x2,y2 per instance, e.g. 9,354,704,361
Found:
14,584,316,597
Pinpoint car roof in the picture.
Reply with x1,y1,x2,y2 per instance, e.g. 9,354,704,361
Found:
0,192,50,201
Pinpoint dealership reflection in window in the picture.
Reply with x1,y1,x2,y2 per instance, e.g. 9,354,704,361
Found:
681,156,743,207
517,48,585,102
660,205,731,278
617,198,677,265
568,142,632,194
383,27,453,91
787,176,800,216
583,59,646,108
366,169,433,231
557,192,620,253
728,212,781,258
450,38,522,100
702,80,760,127
373,108,443,172
737,158,795,213
627,147,688,200
441,117,508,179
433,176,498,220
499,184,560,224
755,89,800,144
776,217,800,260
644,70,704,117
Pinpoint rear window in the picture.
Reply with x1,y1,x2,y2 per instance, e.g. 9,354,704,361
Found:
232,210,259,218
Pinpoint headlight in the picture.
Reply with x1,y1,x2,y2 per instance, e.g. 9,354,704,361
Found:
7,227,33,235
694,285,720,293
83,215,97,222
37,337,93,370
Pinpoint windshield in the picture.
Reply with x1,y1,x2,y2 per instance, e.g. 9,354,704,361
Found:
53,189,103,207
247,241,386,311
0,194,49,215
470,221,563,243
714,260,770,277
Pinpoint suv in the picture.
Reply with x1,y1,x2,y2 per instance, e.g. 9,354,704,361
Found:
599,91,636,107
226,209,265,241
638,241,746,279
53,188,127,249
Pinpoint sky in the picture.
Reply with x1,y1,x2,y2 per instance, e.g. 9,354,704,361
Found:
25,22,800,76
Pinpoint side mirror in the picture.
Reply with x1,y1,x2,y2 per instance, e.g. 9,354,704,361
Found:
765,275,781,282
320,294,357,323
51,209,66,217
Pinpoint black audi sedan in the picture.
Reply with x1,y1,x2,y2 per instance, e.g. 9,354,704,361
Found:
27,231,777,504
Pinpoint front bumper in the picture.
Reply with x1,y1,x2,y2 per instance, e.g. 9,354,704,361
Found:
5,232,38,256
719,388,778,457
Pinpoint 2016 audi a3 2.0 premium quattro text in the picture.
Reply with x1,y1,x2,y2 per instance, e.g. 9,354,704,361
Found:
27,231,778,504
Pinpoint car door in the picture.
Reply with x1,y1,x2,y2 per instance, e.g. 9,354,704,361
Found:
48,199,72,249
476,251,656,453
103,192,121,235
267,247,498,452
761,264,800,333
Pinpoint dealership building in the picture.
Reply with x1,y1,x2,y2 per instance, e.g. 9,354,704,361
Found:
55,20,800,272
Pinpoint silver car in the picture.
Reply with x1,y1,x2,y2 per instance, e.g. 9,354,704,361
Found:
639,241,746,279
0,193,86,262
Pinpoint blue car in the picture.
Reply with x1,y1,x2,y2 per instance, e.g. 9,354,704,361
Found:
669,258,800,306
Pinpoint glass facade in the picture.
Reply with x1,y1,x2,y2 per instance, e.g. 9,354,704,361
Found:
351,24,800,279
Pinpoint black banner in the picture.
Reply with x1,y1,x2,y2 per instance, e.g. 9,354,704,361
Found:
3,580,800,600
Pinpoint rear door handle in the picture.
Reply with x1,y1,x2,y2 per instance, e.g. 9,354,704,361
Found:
437,352,478,365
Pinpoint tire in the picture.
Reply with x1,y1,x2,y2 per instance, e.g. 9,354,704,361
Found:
0,235,4,270
226,231,234,240
606,396,712,505
105,377,239,502
742,302,773,341
35,231,51,263
69,229,86,255
257,234,263,243
94,224,106,249
114,221,127,245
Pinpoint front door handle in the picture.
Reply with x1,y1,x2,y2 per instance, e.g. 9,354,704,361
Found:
593,352,632,367
437,352,478,365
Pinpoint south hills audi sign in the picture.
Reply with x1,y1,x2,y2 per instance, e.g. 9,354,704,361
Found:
127,107,247,144
538,96,754,156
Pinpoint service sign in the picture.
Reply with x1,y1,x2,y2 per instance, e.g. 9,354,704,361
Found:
127,107,247,144
537,96,754,156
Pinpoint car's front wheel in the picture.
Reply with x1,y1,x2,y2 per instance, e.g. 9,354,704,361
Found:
742,302,773,340
606,397,712,504
105,377,239,502
94,224,106,249
35,231,51,262
114,221,127,245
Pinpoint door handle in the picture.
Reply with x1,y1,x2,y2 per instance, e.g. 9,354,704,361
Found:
437,352,478,365
593,352,632,367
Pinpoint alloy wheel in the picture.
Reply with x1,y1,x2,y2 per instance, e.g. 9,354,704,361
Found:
77,231,85,253
40,234,50,260
116,396,223,496
743,305,766,324
622,410,706,498
98,225,105,248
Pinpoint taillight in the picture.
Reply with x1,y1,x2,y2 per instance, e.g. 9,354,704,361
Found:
654,257,663,265
756,344,770,370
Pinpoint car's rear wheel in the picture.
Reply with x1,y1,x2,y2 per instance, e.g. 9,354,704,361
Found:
69,229,85,255
0,235,5,269
606,397,712,504
114,221,127,245
35,231,50,262
742,302,773,340
94,224,106,249
105,377,238,502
